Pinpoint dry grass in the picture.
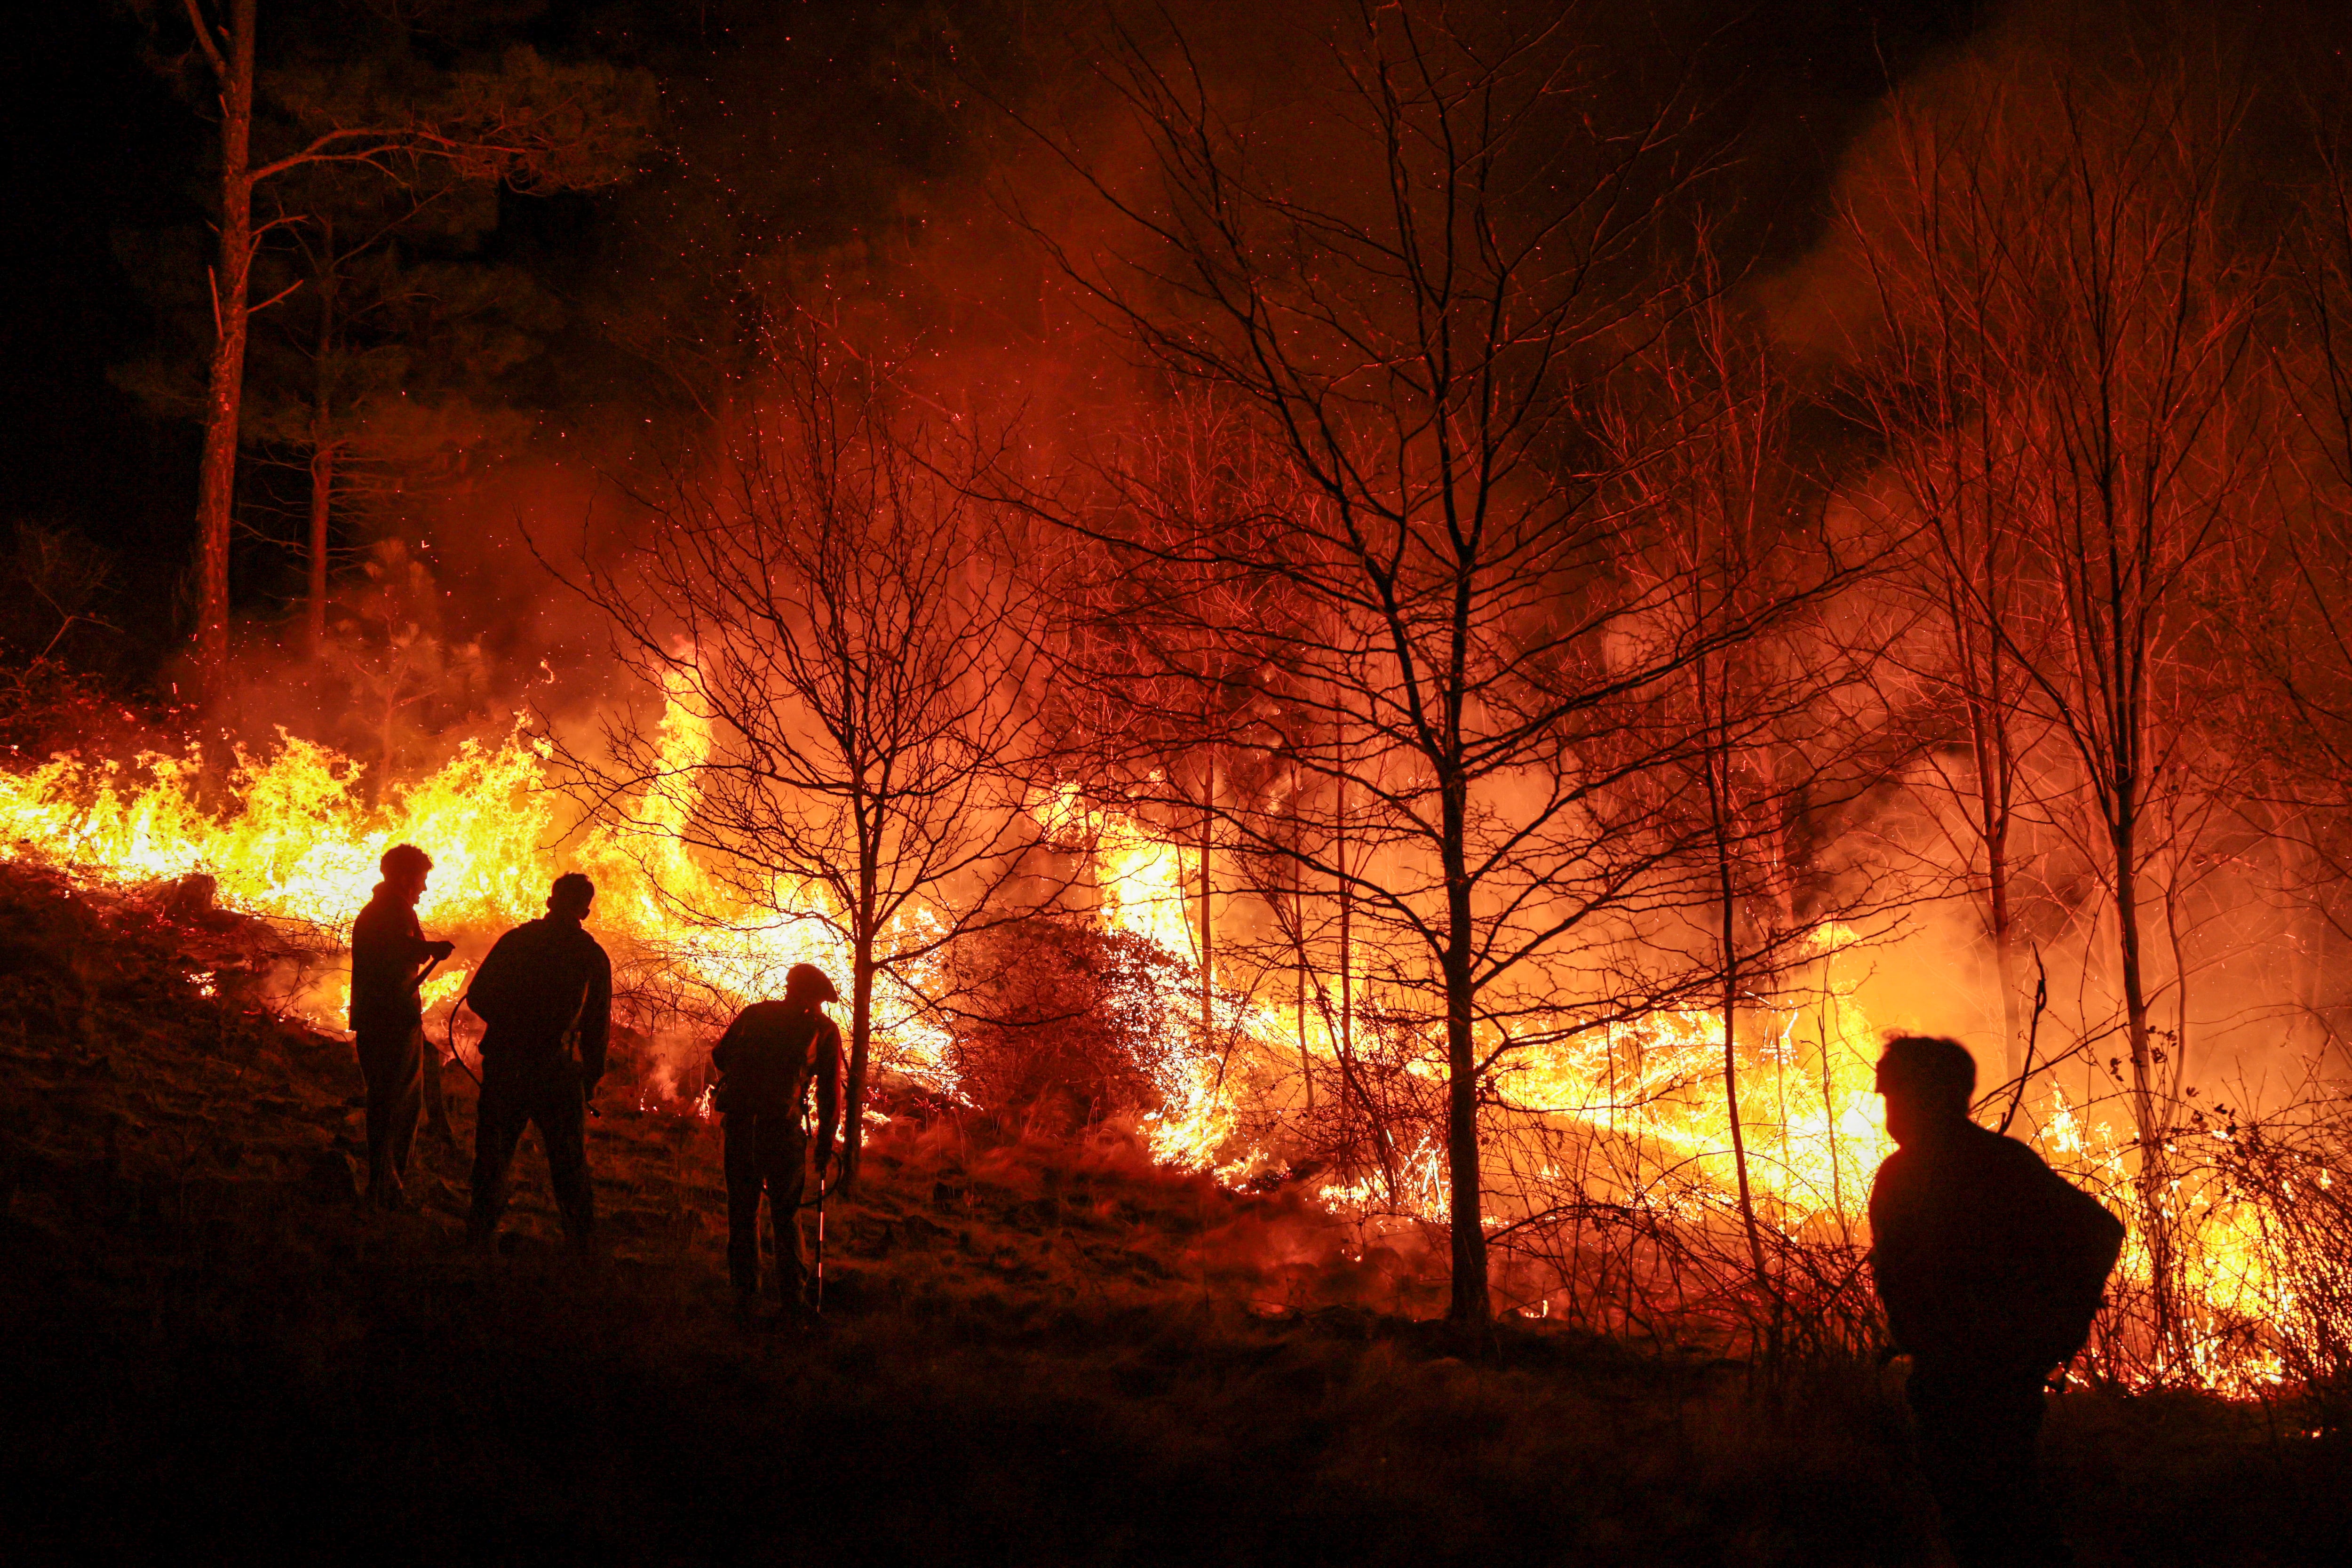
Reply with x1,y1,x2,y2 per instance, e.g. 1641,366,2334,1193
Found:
0,860,2344,1565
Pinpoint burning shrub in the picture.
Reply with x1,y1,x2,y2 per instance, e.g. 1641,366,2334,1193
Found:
2199,1110,2352,1398
944,917,1193,1134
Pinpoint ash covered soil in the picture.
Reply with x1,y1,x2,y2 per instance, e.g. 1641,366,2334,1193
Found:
0,864,2343,1567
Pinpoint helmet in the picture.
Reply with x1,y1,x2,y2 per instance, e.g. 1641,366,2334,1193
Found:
785,963,839,1003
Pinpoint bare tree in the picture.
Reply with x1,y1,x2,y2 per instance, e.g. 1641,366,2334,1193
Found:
1835,47,2280,1366
560,317,1063,1185
2255,98,2352,1067
1013,5,1854,1323
1610,283,1899,1316
1835,102,2071,1084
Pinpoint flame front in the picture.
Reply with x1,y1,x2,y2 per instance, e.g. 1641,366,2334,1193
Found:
0,716,2336,1393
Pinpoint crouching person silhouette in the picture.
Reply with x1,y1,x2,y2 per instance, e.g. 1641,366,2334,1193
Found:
710,963,844,1314
1870,1036,2124,1568
461,873,612,1251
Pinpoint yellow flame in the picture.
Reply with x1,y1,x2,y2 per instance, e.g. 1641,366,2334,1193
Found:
2,720,2336,1392
0,712,960,1097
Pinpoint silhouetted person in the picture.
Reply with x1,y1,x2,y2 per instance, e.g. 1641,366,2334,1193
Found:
461,873,612,1250
349,844,455,1209
711,963,844,1311
1870,1035,2124,1568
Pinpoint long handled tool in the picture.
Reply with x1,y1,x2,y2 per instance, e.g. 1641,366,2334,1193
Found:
800,1098,830,1314
432,962,484,1092
409,952,466,1139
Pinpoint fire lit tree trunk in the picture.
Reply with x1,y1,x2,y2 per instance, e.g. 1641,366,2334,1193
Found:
1335,712,1352,1070
1972,683,2026,1080
304,221,337,662
1438,769,1487,1325
2106,766,2178,1350
1199,752,1214,1045
1024,5,1820,1328
1292,840,1311,1115
840,679,880,1186
307,442,333,659
1327,711,1395,1204
1701,653,1772,1302
190,0,260,685
1940,506,2034,1083
847,917,876,1185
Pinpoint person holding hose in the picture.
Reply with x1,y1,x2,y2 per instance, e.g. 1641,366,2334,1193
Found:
349,843,456,1209
711,963,844,1315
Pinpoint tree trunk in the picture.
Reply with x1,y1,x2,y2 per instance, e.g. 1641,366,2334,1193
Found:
2109,808,2177,1364
307,443,334,661
1988,838,2023,1079
1440,768,1488,1325
308,228,336,663
1294,842,1311,1114
1338,781,1352,1069
194,0,260,685
1708,727,1772,1302
844,939,874,1188
1330,700,1395,1202
1199,751,1214,1044
1964,670,2026,1084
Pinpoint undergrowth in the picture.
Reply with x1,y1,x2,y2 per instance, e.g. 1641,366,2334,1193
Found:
0,860,2344,1566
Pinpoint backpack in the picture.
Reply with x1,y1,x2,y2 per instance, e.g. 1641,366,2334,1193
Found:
712,1001,831,1118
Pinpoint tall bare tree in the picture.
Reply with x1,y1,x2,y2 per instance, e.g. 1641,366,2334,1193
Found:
1611,284,1893,1313
1014,5,1853,1323
1833,46,2279,1364
1836,105,2066,1084
563,316,1064,1185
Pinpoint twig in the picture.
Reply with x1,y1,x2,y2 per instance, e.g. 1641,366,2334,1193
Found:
2000,946,2050,1135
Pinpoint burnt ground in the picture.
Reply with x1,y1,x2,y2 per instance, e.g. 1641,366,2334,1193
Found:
0,861,2345,1567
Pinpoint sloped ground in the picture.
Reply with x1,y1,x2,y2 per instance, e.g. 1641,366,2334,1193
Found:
0,861,2344,1566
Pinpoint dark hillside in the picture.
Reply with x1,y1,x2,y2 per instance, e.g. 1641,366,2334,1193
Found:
0,864,2341,1566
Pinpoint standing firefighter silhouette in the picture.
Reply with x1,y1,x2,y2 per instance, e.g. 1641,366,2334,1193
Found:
348,844,456,1208
1870,1035,2125,1568
710,963,845,1312
460,873,612,1249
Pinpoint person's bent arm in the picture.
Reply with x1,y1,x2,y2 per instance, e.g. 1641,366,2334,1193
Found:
710,1011,747,1077
353,904,430,998
462,931,519,1030
1869,1162,1931,1357
578,945,613,1084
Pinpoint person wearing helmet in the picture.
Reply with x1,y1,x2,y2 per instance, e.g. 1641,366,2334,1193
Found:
461,873,612,1250
709,962,846,1311
1870,1035,2124,1568
350,843,456,1209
